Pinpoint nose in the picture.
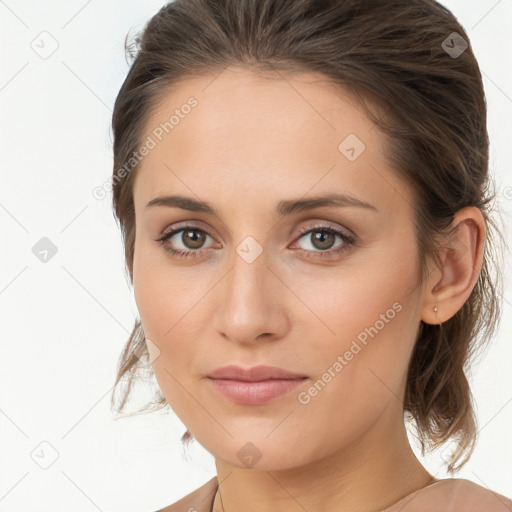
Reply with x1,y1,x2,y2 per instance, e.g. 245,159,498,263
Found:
213,243,291,346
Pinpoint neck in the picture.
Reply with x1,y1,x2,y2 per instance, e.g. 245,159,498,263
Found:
212,406,434,512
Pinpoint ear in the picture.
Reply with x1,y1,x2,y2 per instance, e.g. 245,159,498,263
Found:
421,206,486,325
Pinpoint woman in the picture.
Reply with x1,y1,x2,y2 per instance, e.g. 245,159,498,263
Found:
109,0,512,510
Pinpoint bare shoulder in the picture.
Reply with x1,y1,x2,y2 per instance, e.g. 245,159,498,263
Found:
156,477,218,512
446,478,512,511
154,475,511,512
386,477,512,511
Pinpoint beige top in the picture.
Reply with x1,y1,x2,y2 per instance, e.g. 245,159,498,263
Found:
157,476,512,512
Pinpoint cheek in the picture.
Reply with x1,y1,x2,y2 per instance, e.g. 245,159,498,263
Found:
132,256,201,416
296,250,420,398
133,242,191,337
132,248,210,376
297,258,417,346
291,299,416,456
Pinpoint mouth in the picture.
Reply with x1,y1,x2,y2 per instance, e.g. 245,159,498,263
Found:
206,377,308,405
207,364,307,381
205,365,309,405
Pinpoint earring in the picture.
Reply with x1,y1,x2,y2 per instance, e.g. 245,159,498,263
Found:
434,305,438,313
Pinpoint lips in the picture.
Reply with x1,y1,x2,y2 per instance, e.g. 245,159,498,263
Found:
207,364,307,381
206,365,309,405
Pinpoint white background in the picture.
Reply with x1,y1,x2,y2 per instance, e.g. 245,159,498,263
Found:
0,1,511,510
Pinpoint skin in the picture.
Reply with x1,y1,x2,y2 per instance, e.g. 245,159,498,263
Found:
131,66,485,512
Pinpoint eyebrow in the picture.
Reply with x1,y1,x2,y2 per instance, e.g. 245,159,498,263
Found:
145,193,378,215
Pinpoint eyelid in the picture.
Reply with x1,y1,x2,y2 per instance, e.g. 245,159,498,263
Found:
160,219,211,235
158,220,352,243
291,222,356,253
290,216,353,239
157,224,218,246
293,220,354,239
156,220,357,258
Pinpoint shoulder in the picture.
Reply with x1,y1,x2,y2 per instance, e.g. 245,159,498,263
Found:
156,476,218,512
385,477,512,512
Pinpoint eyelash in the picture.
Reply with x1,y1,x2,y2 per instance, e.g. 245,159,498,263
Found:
155,224,356,259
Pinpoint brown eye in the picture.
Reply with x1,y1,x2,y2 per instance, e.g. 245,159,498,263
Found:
180,229,207,249
293,225,355,257
308,229,337,250
155,226,216,258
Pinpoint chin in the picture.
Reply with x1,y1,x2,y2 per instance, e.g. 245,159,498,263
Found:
191,429,320,471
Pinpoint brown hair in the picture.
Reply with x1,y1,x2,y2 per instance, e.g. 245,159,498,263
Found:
109,0,505,473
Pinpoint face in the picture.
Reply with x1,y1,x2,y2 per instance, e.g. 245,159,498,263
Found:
132,67,425,470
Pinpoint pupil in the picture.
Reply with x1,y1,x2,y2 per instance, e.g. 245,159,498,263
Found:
313,230,334,250
180,229,336,251
184,229,205,249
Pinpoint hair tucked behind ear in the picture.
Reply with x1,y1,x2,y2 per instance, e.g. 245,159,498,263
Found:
109,0,506,473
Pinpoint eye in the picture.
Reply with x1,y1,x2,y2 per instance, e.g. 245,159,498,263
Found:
292,224,355,258
155,223,356,260
155,226,217,258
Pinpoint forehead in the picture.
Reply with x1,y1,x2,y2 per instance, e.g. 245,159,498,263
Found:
133,67,413,220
